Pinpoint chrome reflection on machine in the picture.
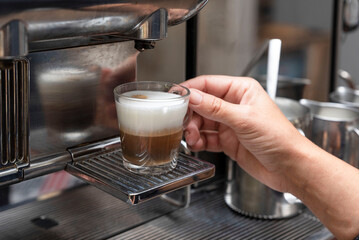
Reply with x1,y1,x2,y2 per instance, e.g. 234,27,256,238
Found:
0,0,214,205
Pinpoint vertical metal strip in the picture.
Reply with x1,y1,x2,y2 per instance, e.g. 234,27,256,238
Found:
17,60,23,162
2,67,10,165
1,69,5,165
10,60,18,163
6,66,11,165
185,14,198,80
9,61,14,163
21,58,29,163
0,67,2,166
330,0,342,92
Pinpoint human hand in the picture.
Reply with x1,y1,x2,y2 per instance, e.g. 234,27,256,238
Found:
182,75,359,240
181,75,307,192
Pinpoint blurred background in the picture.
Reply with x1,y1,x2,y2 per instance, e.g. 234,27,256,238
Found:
138,0,359,101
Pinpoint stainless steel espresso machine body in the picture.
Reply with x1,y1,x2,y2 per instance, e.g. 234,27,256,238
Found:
0,0,215,204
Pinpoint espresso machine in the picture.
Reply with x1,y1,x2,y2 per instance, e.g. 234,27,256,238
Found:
0,0,217,197
0,1,339,239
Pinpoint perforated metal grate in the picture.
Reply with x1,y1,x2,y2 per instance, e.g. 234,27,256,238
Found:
0,185,178,240
113,191,327,240
67,149,215,204
0,183,329,240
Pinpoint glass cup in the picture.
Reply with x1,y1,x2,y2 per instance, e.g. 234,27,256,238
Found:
114,81,191,175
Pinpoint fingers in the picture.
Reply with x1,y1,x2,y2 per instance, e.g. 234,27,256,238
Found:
181,75,253,102
188,88,240,128
185,113,203,146
185,113,222,152
183,87,243,151
181,75,264,153
185,130,222,152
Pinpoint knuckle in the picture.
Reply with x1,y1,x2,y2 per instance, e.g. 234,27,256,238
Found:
248,78,262,89
210,97,223,115
236,107,253,129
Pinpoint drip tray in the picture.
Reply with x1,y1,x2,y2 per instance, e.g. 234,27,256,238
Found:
66,139,215,205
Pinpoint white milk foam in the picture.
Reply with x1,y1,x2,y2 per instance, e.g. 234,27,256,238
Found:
116,90,189,134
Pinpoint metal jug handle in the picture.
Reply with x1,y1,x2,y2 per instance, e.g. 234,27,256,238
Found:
179,140,192,155
297,128,305,137
347,126,359,168
284,193,302,204
348,126,359,137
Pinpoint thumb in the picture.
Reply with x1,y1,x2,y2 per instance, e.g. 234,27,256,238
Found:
188,88,240,126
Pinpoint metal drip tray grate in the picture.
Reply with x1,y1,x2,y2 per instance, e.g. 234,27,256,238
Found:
66,147,215,205
113,190,328,240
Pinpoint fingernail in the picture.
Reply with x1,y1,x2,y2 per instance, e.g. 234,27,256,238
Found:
184,131,195,145
190,89,202,105
184,131,189,140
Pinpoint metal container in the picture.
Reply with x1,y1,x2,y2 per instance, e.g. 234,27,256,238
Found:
257,75,311,100
300,99,359,167
224,97,310,219
330,86,359,109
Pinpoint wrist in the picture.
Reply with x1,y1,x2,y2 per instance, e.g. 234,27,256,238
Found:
283,135,359,239
282,134,320,199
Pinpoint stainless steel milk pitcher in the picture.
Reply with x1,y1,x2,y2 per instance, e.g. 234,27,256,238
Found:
300,99,359,167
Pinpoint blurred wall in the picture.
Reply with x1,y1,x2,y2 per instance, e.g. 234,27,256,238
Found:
339,30,359,87
138,0,334,101
197,0,258,76
259,0,333,101
137,0,258,82
273,0,332,29
137,24,186,84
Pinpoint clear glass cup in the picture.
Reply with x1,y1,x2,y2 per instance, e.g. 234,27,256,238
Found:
114,81,191,175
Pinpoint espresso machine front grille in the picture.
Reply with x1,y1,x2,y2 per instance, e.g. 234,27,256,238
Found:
0,58,29,183
0,0,214,206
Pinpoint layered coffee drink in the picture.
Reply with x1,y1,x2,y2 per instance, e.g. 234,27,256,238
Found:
114,83,190,175
119,128,183,166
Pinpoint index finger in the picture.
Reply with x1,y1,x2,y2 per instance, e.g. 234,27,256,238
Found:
180,75,254,102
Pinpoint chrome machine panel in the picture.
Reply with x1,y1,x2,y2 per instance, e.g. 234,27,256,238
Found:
0,0,208,184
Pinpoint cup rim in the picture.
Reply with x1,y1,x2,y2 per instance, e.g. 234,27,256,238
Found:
114,81,190,102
